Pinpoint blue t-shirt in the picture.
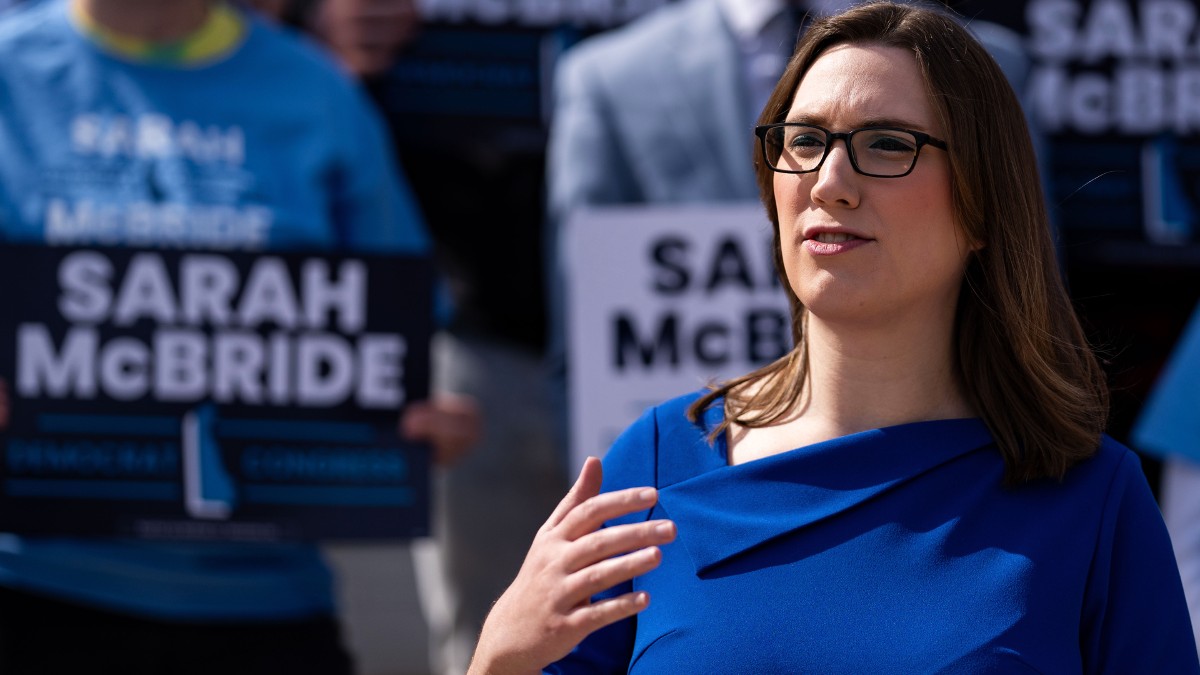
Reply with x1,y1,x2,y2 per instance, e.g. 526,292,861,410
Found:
0,0,428,620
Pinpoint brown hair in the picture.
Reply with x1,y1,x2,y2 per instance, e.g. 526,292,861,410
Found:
688,1,1108,482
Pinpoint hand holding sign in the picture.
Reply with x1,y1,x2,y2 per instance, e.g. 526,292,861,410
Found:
400,393,481,466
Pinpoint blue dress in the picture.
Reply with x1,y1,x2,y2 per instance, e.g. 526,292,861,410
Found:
549,392,1200,674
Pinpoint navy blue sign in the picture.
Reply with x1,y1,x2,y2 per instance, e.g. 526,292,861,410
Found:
956,0,1200,246
0,244,433,541
957,0,1200,468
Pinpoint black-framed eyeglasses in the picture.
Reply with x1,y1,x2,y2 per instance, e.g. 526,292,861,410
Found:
755,123,948,178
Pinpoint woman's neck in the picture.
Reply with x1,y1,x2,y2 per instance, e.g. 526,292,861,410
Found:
799,311,973,434
728,304,974,465
76,0,212,42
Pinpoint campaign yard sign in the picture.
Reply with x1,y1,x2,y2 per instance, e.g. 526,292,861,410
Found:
565,203,793,474
0,244,433,541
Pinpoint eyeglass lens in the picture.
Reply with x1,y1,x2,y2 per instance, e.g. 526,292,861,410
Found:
765,126,921,176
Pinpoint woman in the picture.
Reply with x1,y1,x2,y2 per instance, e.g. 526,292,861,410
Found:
470,2,1200,673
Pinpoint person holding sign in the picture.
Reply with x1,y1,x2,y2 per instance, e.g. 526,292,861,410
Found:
468,2,1200,673
0,0,477,673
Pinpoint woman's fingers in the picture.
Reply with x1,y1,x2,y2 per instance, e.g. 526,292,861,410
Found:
556,485,659,541
563,591,652,637
544,456,605,529
561,519,676,573
557,546,664,610
468,460,672,673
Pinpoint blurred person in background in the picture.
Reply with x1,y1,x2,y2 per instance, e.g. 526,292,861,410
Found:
547,0,1035,223
283,1,569,672
0,0,475,673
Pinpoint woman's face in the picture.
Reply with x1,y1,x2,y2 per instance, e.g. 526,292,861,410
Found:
775,43,972,328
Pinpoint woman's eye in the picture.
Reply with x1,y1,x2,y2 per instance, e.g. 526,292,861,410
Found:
867,136,916,153
790,134,824,148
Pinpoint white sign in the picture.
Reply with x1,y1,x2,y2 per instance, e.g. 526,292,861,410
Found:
566,203,792,474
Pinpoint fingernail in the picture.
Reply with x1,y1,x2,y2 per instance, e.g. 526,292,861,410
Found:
635,591,649,607
576,458,594,480
655,521,675,537
638,488,656,501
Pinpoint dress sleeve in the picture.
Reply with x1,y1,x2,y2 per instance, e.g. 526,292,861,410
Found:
1080,450,1200,673
544,404,659,675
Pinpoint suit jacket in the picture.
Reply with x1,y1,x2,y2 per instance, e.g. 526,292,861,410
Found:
544,0,764,376
547,0,761,220
546,0,1036,218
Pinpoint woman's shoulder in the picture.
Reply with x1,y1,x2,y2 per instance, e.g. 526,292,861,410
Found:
656,388,715,421
613,388,718,444
1079,434,1145,482
599,388,721,491
1055,434,1153,506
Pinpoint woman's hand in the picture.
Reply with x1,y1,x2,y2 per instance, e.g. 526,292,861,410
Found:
468,457,676,675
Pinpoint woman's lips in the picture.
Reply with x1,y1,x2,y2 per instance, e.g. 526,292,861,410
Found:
803,232,872,255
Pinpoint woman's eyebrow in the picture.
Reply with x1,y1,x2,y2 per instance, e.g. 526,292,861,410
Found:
782,112,824,125
783,113,931,132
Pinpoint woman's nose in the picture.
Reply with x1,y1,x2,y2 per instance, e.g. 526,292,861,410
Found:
809,142,860,208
